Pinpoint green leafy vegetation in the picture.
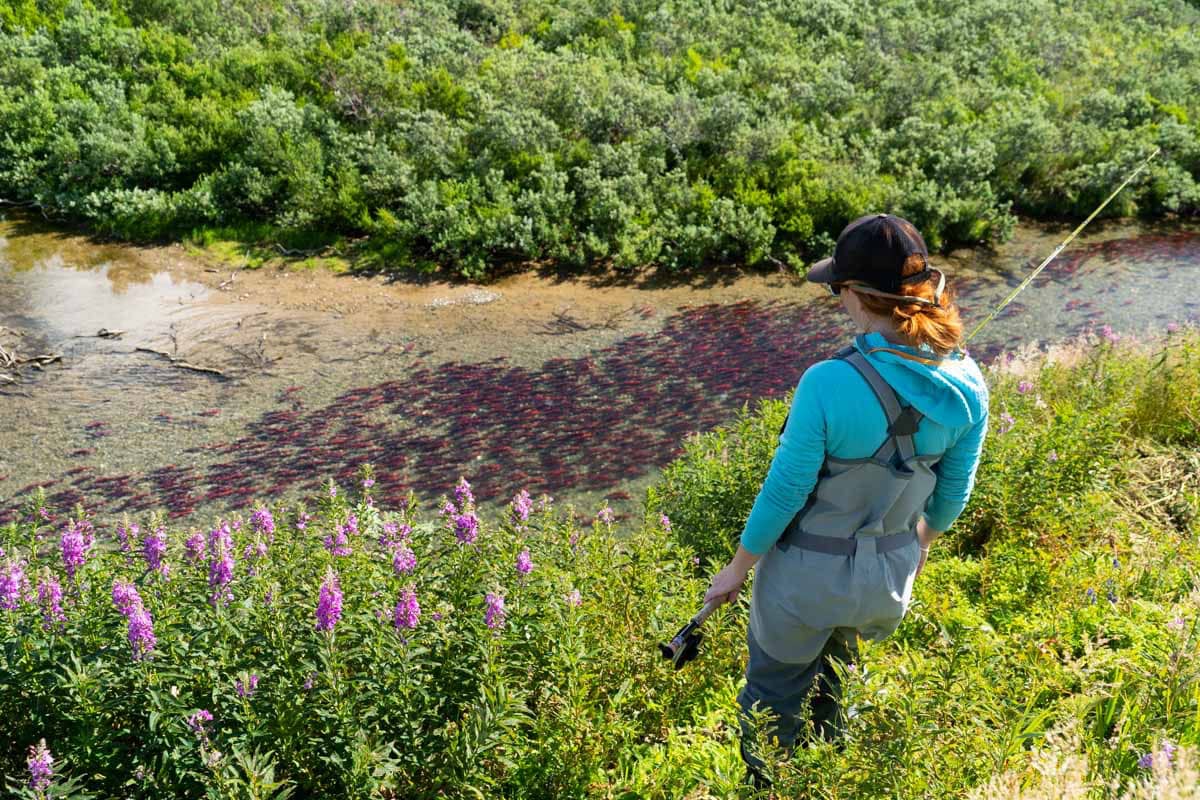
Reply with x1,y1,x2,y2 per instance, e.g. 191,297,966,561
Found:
1,0,1198,278
3,330,1199,797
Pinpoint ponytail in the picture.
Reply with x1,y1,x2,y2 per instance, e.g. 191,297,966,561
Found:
853,253,964,358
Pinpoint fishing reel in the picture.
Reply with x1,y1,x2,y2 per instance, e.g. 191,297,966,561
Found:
657,600,719,671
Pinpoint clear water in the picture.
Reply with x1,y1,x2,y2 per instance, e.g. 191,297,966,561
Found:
1,215,1197,528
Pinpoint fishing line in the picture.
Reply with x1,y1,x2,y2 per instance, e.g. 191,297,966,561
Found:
963,147,1161,346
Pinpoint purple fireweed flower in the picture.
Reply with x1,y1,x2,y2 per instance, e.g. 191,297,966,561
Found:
516,549,533,576
1168,616,1186,632
207,523,235,605
37,575,65,630
184,532,206,563
113,579,155,659
186,709,213,735
209,547,234,606
1017,380,1034,394
660,513,672,532
323,527,352,557
143,527,168,577
565,588,582,608
535,494,554,513
208,521,232,551
342,514,358,537
439,500,456,519
362,478,375,489
303,673,316,691
116,521,140,554
1099,324,1120,344
1047,450,1059,463
315,570,343,632
997,412,1016,435
127,604,156,660
60,519,95,580
380,521,399,547
1167,322,1181,334
250,508,275,541
453,512,479,545
510,489,533,528
112,579,142,616
27,739,53,793
597,504,615,524
296,511,311,531
1138,752,1154,769
38,506,52,522
1160,740,1178,764
243,540,268,561
235,674,259,698
392,544,416,575
1,557,26,610
453,477,475,510
485,592,506,630
394,587,420,630
329,485,338,499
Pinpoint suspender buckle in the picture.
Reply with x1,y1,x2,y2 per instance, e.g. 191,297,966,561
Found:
888,406,922,437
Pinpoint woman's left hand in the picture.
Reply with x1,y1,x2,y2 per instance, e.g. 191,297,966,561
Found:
704,562,749,607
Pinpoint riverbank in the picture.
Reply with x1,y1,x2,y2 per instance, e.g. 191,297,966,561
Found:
2,214,1199,527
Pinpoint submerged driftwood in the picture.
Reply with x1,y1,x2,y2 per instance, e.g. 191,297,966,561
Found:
0,326,62,383
134,347,226,378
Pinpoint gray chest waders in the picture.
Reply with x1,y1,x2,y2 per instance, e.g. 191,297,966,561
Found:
748,335,942,664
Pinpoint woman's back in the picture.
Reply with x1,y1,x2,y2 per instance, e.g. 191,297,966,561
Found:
739,331,989,557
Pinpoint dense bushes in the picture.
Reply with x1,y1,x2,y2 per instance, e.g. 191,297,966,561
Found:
2,0,1199,277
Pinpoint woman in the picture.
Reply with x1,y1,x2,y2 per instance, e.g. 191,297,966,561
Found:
703,213,989,778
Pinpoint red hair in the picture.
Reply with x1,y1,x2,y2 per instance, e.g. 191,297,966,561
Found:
852,252,964,358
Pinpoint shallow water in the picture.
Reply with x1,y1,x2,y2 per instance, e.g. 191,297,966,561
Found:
1,214,1197,528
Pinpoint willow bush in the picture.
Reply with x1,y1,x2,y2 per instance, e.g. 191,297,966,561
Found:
1,0,1199,277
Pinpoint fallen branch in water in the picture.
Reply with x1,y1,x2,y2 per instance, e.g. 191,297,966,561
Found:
73,328,127,339
0,330,62,382
134,347,226,378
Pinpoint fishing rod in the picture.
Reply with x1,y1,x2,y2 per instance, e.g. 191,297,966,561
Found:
656,148,1161,672
964,147,1161,345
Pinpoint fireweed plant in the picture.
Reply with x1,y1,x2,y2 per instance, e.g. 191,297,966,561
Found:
1,330,1199,798
0,472,733,798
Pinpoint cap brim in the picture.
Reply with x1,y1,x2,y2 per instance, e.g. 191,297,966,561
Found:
806,257,836,284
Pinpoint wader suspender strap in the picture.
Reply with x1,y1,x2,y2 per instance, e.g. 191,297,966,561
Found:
774,341,926,555
775,341,924,465
839,346,924,466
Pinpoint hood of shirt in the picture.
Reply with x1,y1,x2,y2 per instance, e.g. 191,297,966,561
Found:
853,332,989,429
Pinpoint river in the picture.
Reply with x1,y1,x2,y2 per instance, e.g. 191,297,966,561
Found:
1,213,1197,527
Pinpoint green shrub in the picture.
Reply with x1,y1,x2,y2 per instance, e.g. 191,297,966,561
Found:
2,0,1198,274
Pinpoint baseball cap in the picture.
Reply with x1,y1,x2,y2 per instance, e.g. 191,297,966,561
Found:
807,213,934,294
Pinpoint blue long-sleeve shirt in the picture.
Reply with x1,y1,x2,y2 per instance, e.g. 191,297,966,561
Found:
740,332,990,556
